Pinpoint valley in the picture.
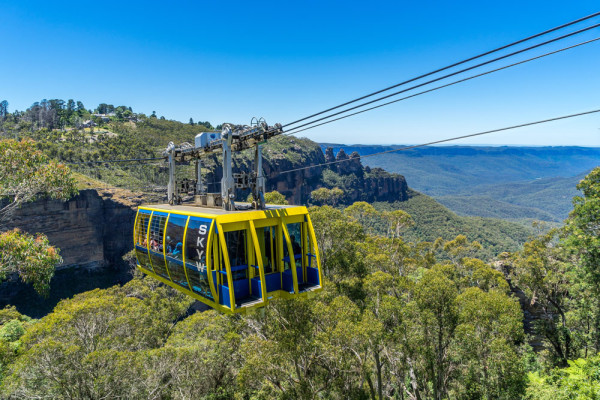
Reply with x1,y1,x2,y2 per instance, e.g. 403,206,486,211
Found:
322,144,600,222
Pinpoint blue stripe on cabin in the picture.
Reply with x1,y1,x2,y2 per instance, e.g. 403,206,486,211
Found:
265,273,282,292
251,277,262,299
307,267,320,285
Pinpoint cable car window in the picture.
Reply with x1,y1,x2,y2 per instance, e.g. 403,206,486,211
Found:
165,214,188,288
225,230,248,281
134,211,152,271
185,217,213,300
305,223,312,254
258,226,278,274
284,222,302,269
148,213,169,279
134,206,323,313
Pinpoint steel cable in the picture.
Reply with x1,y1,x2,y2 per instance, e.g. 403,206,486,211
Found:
283,37,600,136
283,22,600,134
282,12,600,129
277,109,600,175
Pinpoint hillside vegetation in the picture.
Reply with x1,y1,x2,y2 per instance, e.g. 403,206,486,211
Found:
0,98,539,260
374,190,533,260
3,99,600,398
0,167,599,399
1,99,410,206
448,172,589,220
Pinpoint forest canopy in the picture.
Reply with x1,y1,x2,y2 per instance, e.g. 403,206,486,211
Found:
1,99,599,398
0,168,598,398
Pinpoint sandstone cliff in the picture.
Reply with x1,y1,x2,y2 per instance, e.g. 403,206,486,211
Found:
204,136,408,205
2,189,140,269
0,189,141,316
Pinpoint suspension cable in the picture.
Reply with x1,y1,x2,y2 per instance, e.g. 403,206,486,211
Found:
282,12,600,129
283,23,600,133
283,37,600,136
277,109,600,175
65,25,600,166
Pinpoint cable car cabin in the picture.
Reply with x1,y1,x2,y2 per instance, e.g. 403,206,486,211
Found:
133,204,323,314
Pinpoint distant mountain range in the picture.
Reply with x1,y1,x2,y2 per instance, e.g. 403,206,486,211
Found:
320,144,600,222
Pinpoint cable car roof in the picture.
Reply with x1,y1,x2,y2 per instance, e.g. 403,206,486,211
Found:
139,203,309,221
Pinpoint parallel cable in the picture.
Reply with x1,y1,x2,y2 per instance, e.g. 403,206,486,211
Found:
284,23,600,134
66,156,165,165
278,109,600,175
284,37,600,136
282,12,600,128
61,16,600,193
68,31,600,166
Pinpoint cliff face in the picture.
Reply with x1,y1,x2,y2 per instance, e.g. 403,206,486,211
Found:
264,141,326,205
204,137,408,205
357,167,409,203
2,189,139,269
269,143,408,204
0,189,140,316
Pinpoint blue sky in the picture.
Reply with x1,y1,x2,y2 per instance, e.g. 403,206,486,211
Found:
1,1,599,146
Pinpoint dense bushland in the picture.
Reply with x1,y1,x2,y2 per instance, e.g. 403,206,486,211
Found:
0,167,597,399
0,206,527,399
2,100,599,398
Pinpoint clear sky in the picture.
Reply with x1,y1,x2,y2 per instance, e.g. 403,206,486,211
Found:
1,1,599,146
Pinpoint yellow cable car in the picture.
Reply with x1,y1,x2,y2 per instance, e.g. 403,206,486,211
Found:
133,203,323,314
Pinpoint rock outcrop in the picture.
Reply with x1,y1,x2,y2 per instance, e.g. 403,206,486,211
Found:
0,189,141,316
203,138,408,205
262,145,408,204
2,189,139,270
264,145,326,205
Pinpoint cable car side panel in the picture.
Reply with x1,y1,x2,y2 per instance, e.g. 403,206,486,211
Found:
134,205,323,314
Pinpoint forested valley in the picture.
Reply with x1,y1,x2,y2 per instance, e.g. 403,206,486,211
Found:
1,99,600,399
323,144,600,223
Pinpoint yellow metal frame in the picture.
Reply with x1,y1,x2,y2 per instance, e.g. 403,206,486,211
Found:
206,221,218,303
138,205,310,223
147,211,155,272
246,221,253,295
141,211,153,272
133,211,139,247
137,262,317,314
135,205,323,315
277,221,283,287
305,213,323,286
216,221,236,311
159,213,173,282
146,211,172,280
181,216,193,290
248,220,268,302
281,216,299,294
162,213,171,278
